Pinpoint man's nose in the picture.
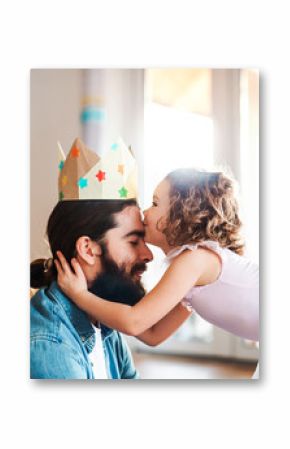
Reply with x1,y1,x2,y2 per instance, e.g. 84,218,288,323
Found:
139,242,153,263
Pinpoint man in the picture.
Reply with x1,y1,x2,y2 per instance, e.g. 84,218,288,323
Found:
30,137,189,379
31,136,153,379
30,199,153,379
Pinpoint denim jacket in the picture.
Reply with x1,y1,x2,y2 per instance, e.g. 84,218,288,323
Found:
30,282,139,379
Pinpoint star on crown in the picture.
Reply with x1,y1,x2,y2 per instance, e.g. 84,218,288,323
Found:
58,137,138,200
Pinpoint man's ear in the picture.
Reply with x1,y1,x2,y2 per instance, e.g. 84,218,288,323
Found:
75,236,102,265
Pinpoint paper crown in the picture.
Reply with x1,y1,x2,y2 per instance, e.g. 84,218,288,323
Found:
58,137,138,201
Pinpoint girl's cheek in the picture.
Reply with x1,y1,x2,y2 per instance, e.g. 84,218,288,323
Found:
149,214,158,227
145,210,154,224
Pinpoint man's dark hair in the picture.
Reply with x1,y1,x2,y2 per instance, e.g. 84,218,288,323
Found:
30,199,137,288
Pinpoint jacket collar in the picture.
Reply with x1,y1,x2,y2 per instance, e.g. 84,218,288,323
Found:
47,281,114,341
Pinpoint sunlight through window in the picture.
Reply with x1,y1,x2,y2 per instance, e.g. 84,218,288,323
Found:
143,102,214,209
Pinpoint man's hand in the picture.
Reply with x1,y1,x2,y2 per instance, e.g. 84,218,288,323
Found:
54,251,88,301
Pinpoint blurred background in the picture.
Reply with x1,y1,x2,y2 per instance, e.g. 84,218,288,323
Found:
30,68,259,379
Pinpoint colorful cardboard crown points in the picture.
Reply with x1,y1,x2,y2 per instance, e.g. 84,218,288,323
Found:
58,137,138,201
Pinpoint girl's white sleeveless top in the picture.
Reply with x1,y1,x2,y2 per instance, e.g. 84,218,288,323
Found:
165,241,259,341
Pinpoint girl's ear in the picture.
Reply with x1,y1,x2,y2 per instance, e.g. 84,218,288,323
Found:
75,236,102,265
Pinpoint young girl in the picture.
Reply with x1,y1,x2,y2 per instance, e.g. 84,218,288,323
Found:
55,168,259,344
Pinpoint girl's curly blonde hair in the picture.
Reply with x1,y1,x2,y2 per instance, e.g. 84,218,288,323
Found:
162,168,245,255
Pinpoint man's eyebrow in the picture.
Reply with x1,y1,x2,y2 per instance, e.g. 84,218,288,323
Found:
123,230,145,239
153,194,159,200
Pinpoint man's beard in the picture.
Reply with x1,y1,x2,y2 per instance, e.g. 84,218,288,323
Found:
88,243,146,307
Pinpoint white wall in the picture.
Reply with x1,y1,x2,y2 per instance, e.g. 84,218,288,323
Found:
30,69,82,260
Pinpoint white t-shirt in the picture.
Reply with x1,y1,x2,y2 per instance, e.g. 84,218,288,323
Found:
88,324,108,379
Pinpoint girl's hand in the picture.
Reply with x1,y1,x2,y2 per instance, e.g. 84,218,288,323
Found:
54,251,88,301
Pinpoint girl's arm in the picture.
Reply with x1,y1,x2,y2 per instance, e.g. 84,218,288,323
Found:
55,249,209,336
136,303,192,346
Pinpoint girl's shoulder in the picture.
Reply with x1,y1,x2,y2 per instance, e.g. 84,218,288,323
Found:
165,241,258,287
165,241,225,264
165,241,223,286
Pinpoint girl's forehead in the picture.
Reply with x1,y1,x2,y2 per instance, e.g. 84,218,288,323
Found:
154,179,170,197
